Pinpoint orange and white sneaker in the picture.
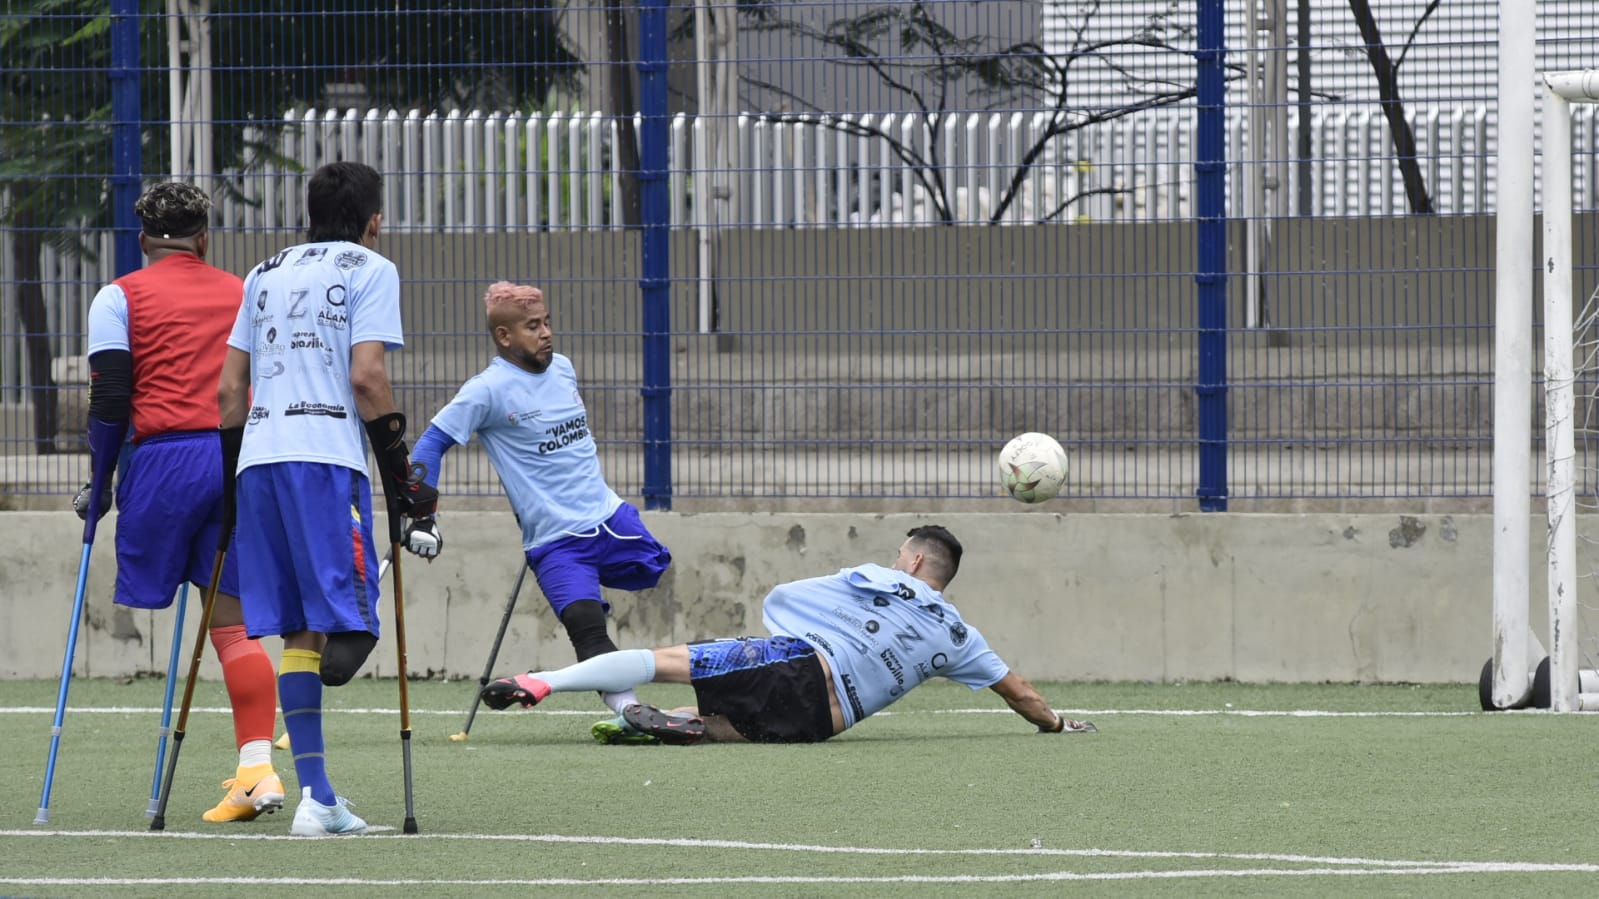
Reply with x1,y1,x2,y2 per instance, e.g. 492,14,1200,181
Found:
201,764,286,823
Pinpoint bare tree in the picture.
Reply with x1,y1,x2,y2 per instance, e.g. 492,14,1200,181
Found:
1345,0,1440,214
732,1,1221,225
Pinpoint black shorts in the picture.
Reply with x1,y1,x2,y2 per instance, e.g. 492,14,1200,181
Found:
687,636,836,743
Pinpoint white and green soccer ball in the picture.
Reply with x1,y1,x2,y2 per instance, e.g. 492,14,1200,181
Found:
997,432,1069,504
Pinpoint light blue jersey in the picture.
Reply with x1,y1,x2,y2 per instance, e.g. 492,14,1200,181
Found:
761,563,1010,730
428,354,622,549
227,242,404,474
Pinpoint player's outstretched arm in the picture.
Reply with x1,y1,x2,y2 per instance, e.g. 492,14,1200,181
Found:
989,671,1092,734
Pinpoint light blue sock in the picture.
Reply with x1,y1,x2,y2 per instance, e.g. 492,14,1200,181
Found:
536,649,656,695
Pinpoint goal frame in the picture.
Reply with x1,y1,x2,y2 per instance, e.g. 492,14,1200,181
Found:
1541,70,1599,712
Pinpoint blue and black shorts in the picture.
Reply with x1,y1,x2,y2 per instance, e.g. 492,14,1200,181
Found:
688,635,836,743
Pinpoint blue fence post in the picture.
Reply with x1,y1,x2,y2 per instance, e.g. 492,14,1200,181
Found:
637,0,673,510
110,0,142,278
1194,0,1229,512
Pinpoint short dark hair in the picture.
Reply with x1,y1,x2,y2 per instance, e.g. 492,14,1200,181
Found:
306,162,383,244
906,525,963,585
135,181,210,240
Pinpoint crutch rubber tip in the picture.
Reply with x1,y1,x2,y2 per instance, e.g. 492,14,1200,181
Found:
404,818,419,834
448,732,469,742
274,733,291,751
150,816,166,831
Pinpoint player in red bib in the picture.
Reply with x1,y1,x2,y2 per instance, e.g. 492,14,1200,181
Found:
80,182,284,823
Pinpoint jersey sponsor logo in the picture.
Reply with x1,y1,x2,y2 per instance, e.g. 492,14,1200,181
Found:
865,619,880,634
289,330,325,350
838,673,867,722
892,583,916,600
256,248,291,274
295,247,328,266
930,652,949,671
259,361,286,379
536,415,590,454
891,623,927,652
287,289,310,319
284,401,348,419
335,250,367,270
256,291,268,310
879,648,905,687
258,326,286,356
248,405,270,423
506,410,539,426
325,285,347,306
804,632,835,657
872,596,890,607
317,307,347,330
948,623,969,647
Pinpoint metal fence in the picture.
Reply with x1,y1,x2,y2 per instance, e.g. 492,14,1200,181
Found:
2,1,1596,510
208,105,1530,234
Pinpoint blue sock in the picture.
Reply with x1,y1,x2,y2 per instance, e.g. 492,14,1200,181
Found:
280,649,335,805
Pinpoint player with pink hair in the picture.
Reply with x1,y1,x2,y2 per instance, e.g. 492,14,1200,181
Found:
409,281,673,743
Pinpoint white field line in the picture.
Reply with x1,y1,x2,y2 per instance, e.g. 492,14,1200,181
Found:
5,827,1599,875
6,831,1596,889
5,867,1599,887
0,705,1483,718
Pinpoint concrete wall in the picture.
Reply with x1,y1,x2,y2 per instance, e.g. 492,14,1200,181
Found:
0,511,1528,684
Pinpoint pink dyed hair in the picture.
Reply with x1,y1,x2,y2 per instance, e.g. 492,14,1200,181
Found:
483,281,544,312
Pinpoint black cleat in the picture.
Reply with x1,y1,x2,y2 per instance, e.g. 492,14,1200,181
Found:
479,673,551,710
621,704,707,746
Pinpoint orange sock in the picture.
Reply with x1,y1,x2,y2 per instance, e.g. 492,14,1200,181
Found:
210,625,278,748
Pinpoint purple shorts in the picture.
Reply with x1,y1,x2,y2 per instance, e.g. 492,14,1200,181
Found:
526,503,671,617
234,461,381,639
113,431,240,609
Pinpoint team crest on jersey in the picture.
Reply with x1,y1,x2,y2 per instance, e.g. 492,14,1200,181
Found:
335,251,367,270
295,247,328,266
948,623,968,647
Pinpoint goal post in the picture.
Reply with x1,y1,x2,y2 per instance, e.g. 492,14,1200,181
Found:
1541,69,1599,712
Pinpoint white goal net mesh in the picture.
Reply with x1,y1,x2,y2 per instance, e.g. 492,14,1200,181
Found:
1572,280,1599,679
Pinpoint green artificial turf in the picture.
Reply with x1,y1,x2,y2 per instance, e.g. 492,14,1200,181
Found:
1,677,1594,898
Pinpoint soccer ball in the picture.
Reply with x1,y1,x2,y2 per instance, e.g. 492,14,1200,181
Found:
998,432,1069,504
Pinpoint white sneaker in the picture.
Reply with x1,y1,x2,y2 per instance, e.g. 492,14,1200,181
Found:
289,787,367,836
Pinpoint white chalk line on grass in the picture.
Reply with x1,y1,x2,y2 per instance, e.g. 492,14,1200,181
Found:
5,828,1598,877
2,866,1596,887
0,705,1480,718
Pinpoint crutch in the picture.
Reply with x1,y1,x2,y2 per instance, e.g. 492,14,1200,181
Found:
146,582,191,817
449,564,528,742
382,503,420,834
149,546,228,832
35,472,114,825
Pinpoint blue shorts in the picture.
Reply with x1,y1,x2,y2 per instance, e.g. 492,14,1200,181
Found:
687,636,835,743
113,431,240,609
526,503,671,617
235,462,381,640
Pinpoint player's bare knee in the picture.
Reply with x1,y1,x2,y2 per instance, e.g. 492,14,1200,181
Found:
321,631,378,686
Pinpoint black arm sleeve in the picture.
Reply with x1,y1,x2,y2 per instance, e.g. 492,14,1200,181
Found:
87,349,133,422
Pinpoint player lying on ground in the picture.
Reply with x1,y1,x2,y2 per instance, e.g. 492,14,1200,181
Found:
481,525,1095,745
406,281,672,717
